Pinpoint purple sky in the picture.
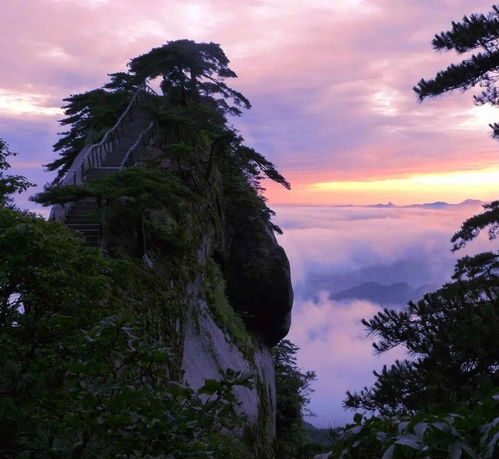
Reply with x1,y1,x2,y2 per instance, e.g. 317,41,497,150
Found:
2,0,498,209
2,0,498,427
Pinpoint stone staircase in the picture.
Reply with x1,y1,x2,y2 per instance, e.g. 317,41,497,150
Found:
63,106,154,248
65,198,101,248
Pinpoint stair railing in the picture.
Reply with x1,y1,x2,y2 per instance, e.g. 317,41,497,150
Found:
120,120,157,169
49,83,159,222
60,84,158,188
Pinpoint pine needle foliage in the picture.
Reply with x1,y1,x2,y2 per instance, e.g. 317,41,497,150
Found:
413,5,499,139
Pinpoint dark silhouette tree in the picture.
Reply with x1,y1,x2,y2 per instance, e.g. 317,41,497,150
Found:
273,339,317,458
344,205,499,416
0,138,33,207
345,5,499,417
451,199,499,250
126,39,250,115
414,5,499,138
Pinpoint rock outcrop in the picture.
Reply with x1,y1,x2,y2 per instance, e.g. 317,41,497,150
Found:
97,136,293,455
48,83,294,455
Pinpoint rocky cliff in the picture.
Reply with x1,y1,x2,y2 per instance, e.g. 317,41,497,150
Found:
90,125,293,455
25,42,293,457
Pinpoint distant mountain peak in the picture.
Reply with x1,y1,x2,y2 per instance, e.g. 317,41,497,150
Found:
459,199,483,206
331,281,440,307
362,199,483,209
369,201,396,208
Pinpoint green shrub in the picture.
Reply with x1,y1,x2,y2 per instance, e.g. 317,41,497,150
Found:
204,256,254,355
330,391,499,458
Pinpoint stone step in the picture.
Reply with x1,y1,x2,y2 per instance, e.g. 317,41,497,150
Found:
69,207,99,214
67,219,99,225
66,223,101,231
65,223,101,248
86,168,119,181
102,157,127,164
68,203,99,213
69,209,98,216
68,211,99,217
67,202,99,210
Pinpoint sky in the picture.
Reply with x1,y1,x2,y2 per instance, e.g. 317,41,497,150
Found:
1,0,498,428
1,0,498,209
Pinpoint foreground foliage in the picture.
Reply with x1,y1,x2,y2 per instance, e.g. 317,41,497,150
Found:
0,139,33,207
334,7,499,457
0,143,254,457
331,391,499,458
344,245,498,415
273,340,320,458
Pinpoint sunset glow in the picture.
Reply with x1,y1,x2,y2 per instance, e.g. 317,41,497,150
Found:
308,168,499,204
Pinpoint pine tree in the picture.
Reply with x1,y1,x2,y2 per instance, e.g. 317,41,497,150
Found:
272,340,317,457
344,244,498,415
345,5,499,415
414,5,499,138
0,138,33,207
127,39,250,115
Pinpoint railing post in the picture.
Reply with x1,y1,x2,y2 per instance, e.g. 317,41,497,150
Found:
53,86,161,221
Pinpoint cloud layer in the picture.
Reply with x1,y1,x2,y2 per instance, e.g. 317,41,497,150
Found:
274,203,494,426
288,294,405,427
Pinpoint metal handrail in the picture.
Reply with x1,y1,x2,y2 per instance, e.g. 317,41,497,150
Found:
49,84,159,222
120,121,156,169
59,84,158,187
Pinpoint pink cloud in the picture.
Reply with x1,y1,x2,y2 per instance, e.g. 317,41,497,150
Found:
276,203,494,426
288,293,405,426
2,0,498,201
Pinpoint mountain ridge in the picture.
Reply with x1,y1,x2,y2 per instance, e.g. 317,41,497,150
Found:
331,281,440,307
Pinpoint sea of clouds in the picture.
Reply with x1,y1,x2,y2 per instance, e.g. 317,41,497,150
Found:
273,203,492,427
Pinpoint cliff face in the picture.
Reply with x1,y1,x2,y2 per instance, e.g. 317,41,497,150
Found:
98,138,293,455
182,296,277,448
34,51,293,456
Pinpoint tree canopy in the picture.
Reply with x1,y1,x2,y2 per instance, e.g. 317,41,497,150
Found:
414,5,499,138
126,39,250,115
0,138,33,207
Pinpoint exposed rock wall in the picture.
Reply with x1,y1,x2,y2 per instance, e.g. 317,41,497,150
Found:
182,297,276,452
179,227,286,455
99,136,293,455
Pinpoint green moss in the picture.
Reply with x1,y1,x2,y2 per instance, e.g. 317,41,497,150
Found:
256,372,276,458
204,256,254,356
115,260,188,380
240,372,275,458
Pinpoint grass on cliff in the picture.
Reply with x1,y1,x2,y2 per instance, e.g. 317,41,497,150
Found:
204,256,254,356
